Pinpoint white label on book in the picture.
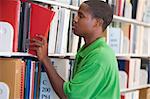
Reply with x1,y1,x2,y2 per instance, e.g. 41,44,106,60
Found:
39,73,56,99
0,22,14,52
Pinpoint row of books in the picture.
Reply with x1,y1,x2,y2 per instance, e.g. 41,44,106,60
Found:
0,57,73,99
0,58,40,99
0,0,55,55
118,58,150,99
59,0,150,21
106,0,150,21
108,22,150,55
1,57,150,99
0,0,85,56
48,6,85,54
39,58,73,99
1,0,150,56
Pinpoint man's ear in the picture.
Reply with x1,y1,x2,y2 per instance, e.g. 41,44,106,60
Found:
97,18,104,27
93,18,103,28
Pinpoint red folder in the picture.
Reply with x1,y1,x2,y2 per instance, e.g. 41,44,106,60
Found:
0,0,21,52
29,3,55,55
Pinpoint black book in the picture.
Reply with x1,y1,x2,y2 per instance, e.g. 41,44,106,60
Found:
18,2,31,52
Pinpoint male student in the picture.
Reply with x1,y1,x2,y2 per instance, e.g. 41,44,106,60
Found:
30,0,120,98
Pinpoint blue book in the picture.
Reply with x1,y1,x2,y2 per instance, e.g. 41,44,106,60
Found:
24,59,31,99
34,62,39,99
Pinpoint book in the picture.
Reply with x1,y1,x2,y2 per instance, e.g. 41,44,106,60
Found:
0,58,24,99
139,88,150,99
0,0,21,52
131,0,138,19
67,11,79,53
108,27,124,54
55,8,70,54
33,62,40,99
24,59,32,99
118,59,129,99
51,58,71,81
48,6,59,54
39,65,58,99
29,3,55,55
18,2,31,52
0,22,14,52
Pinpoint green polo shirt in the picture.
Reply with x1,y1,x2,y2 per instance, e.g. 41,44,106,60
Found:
63,37,120,99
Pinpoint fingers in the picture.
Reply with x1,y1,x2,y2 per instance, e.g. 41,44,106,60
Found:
36,34,47,44
30,41,43,47
30,35,47,51
30,38,43,46
29,46,39,51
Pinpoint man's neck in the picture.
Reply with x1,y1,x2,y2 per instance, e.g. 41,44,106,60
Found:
84,34,103,48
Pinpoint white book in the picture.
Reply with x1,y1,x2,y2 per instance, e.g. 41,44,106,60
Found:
67,11,79,53
143,5,150,23
140,69,148,85
71,34,79,53
108,27,124,54
0,22,14,52
29,61,35,99
51,58,71,81
119,71,127,89
128,58,141,99
121,36,129,54
136,26,144,55
48,6,59,54
141,27,149,55
136,0,146,21
142,4,150,55
119,71,128,98
56,0,71,4
130,25,142,54
124,0,132,18
148,28,150,56
55,8,70,54
72,0,80,6
39,58,71,99
39,72,58,99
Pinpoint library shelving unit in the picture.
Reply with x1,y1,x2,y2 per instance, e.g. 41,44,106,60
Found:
32,0,150,95
0,0,150,98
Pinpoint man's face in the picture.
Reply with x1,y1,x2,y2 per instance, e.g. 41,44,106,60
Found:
72,3,96,37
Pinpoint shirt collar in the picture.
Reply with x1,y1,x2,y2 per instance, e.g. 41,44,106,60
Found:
77,37,106,58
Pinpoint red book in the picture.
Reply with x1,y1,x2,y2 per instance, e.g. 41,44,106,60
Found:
29,3,55,55
0,0,21,52
20,61,26,99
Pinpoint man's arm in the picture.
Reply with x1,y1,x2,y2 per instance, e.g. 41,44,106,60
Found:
30,35,67,99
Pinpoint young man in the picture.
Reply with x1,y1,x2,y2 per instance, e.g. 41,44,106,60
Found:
31,0,120,98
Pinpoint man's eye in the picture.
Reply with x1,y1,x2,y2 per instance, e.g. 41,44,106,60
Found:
79,15,84,18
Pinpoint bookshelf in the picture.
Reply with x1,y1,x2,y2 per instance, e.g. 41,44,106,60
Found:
0,0,150,99
32,0,150,99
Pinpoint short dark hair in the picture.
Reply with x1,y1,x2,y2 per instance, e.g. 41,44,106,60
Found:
84,0,113,31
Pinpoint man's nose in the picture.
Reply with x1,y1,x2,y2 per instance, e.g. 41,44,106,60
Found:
73,14,78,23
